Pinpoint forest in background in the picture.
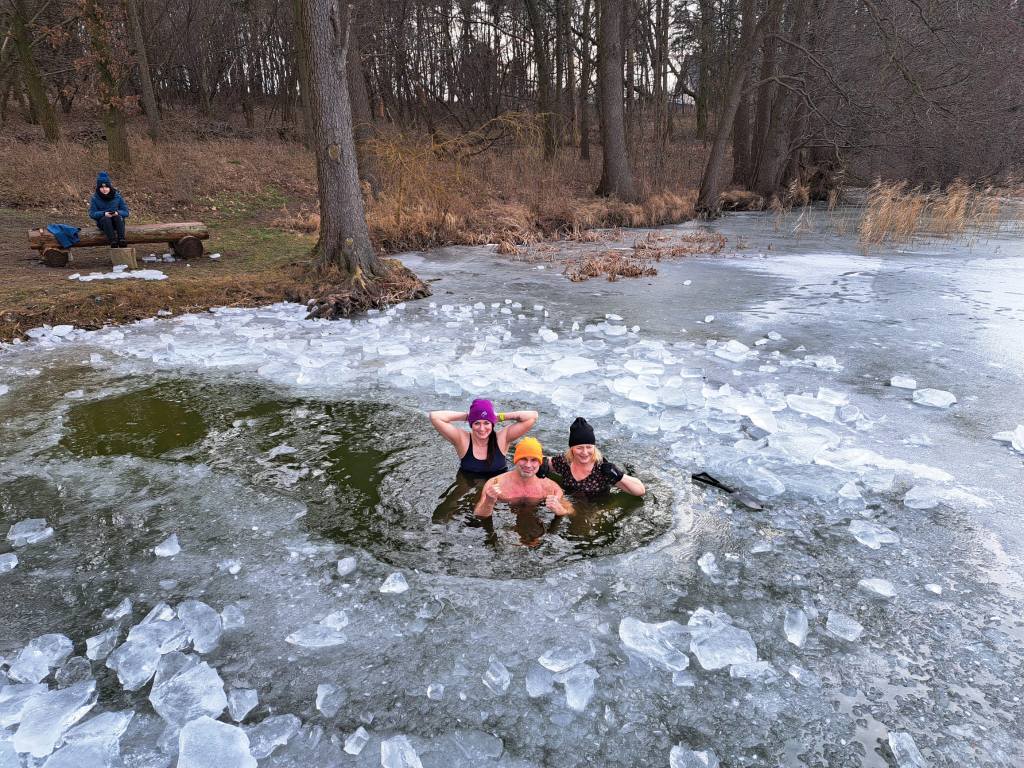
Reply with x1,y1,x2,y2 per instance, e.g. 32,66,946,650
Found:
3,0,1022,223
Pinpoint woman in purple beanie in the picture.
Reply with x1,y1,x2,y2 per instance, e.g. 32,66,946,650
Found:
429,399,538,478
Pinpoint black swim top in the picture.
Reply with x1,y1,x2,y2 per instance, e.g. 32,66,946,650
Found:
459,440,508,478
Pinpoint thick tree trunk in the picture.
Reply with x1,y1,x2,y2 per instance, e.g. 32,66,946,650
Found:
347,21,380,194
730,0,756,185
695,0,784,217
523,0,556,159
695,0,714,139
595,0,637,200
83,0,131,168
298,0,382,278
11,0,59,142
751,0,808,198
126,0,161,141
749,2,783,184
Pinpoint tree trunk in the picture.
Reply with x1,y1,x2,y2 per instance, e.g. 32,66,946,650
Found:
298,0,382,277
523,0,556,159
595,0,637,200
695,0,714,139
749,1,783,184
83,0,131,168
290,0,313,146
695,0,784,216
126,0,161,141
347,21,380,195
730,0,755,184
578,0,594,160
11,0,59,141
751,0,808,198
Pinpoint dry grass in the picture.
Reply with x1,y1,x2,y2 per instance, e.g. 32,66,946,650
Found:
563,250,658,282
857,180,1006,246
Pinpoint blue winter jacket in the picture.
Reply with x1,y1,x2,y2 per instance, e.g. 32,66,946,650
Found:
88,190,130,222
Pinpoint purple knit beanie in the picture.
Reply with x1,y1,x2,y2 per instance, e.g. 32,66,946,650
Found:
468,398,497,425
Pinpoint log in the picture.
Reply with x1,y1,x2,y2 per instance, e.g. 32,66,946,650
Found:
28,222,209,251
171,235,204,259
42,248,69,267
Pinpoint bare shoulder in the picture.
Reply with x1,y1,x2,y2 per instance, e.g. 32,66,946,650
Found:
542,478,563,495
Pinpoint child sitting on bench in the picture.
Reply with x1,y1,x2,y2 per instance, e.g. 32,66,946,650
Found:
88,171,130,248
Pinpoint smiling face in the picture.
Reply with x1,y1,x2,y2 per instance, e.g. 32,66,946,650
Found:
98,183,111,193
514,456,540,478
570,444,596,464
470,418,494,440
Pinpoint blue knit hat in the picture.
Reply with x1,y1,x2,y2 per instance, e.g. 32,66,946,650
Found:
96,171,112,189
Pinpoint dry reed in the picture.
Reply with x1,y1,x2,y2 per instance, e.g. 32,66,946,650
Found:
857,180,1005,246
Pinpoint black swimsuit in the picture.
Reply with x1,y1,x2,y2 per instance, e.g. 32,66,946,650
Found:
459,441,507,478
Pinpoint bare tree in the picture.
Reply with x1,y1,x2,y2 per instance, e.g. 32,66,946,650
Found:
297,0,382,280
595,0,637,200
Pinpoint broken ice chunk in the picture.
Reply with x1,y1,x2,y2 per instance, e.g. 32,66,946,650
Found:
148,653,227,725
6,518,54,547
825,611,864,642
992,425,1024,453
0,552,17,573
426,683,444,700
887,731,927,768
554,664,598,712
267,444,297,459
848,519,900,549
890,375,917,389
903,485,945,510
538,645,594,673
336,556,357,576
8,634,73,683
320,610,349,630
85,627,120,661
221,604,245,629
729,661,778,681
102,598,132,621
618,617,690,672
381,735,422,768
785,394,836,422
859,578,896,599
379,572,409,594
105,640,161,691
285,624,346,648
688,610,757,670
227,688,258,722
13,680,96,758
344,726,370,755
714,340,750,363
177,716,256,768
538,328,558,343
316,683,345,717
911,388,956,408
245,714,301,759
153,534,180,557
482,659,512,694
697,553,720,579
0,683,46,728
525,664,555,698
669,744,720,768
177,600,223,654
784,608,809,648
924,583,943,595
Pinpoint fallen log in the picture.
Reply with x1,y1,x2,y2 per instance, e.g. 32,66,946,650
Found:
29,222,209,259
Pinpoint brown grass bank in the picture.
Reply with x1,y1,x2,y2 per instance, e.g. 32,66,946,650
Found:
0,116,707,341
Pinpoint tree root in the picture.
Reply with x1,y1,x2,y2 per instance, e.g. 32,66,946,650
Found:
292,258,432,320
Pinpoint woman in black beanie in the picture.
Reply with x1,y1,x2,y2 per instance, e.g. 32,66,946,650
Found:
546,417,645,497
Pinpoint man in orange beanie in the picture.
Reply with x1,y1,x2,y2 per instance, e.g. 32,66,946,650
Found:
474,437,573,520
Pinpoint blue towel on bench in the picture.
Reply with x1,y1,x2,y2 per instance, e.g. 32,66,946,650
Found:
46,224,81,249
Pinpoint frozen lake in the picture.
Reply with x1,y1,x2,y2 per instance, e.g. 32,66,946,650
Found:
1,209,1023,767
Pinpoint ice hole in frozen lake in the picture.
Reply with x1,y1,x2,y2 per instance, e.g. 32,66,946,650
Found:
57,380,673,579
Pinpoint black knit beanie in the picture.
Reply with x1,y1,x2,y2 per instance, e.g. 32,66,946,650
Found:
568,417,596,446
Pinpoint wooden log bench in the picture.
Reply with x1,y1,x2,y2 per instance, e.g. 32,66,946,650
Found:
28,222,210,267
